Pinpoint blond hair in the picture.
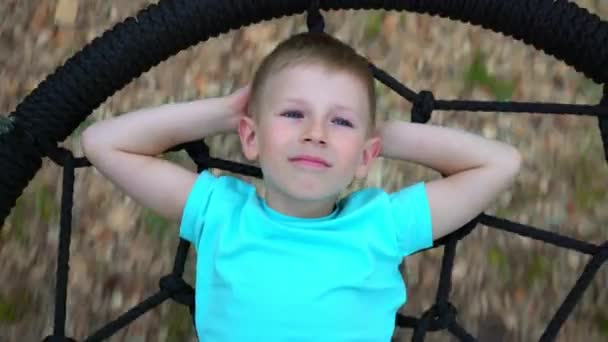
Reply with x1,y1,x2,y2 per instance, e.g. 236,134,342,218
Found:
248,32,376,136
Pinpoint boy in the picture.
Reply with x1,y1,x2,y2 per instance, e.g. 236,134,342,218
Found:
81,32,521,341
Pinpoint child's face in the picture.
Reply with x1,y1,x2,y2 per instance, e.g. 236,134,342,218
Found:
239,63,381,216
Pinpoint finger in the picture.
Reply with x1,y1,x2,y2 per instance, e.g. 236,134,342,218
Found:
234,84,251,96
234,85,251,105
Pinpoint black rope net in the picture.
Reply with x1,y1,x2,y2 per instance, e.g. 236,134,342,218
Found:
0,0,607,341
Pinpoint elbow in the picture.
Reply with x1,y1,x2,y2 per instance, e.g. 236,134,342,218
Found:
510,147,523,173
488,146,522,184
502,146,522,183
81,126,106,159
80,127,95,156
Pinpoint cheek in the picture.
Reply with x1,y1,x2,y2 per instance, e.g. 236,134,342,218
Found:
336,137,365,160
259,120,293,149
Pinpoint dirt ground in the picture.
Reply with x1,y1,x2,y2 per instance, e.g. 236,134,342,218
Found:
1,0,607,341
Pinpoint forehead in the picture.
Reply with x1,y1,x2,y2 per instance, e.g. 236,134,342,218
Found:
261,64,370,116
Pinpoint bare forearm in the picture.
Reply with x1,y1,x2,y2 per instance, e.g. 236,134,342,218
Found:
378,120,520,175
82,97,236,156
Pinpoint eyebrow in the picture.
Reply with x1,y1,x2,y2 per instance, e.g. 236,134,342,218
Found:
283,98,359,116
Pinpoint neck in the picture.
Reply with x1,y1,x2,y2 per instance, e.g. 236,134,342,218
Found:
263,187,338,218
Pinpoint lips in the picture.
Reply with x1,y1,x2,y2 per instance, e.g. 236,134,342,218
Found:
289,155,331,167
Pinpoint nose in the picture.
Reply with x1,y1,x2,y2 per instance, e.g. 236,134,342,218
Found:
301,117,327,145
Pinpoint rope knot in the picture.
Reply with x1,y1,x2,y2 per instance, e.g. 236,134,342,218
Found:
159,274,194,306
42,336,76,342
45,145,73,168
422,302,457,331
183,141,211,171
412,90,435,123
598,241,608,262
12,121,73,166
306,0,325,33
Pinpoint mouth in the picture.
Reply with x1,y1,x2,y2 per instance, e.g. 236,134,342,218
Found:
288,155,331,168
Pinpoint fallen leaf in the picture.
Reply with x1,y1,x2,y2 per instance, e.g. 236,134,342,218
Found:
54,0,79,27
53,28,75,48
195,74,206,96
513,286,525,304
29,0,50,33
382,13,400,37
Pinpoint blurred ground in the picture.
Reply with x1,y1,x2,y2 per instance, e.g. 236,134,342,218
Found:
1,0,607,341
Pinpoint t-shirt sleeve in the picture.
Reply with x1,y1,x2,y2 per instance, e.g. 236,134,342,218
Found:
389,182,434,256
179,170,217,249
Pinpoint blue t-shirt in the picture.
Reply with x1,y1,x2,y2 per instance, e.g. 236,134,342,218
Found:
179,170,433,341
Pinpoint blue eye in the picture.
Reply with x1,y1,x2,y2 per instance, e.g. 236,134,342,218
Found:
281,111,353,128
333,117,354,127
281,110,303,118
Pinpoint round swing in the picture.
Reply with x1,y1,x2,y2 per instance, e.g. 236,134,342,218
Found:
1,0,607,341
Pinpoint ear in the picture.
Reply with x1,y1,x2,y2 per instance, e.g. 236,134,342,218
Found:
354,135,382,180
238,115,259,161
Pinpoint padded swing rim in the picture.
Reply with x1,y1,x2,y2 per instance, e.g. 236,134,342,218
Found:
1,0,608,225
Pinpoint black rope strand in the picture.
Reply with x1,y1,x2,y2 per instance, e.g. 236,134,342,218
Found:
83,291,172,342
171,239,197,324
395,313,419,329
448,321,476,342
435,240,457,316
43,336,76,342
539,242,608,342
45,151,76,342
159,273,195,314
479,214,600,256
370,63,419,103
307,0,325,33
597,85,608,162
431,98,608,116
439,241,475,342
412,239,468,341
172,239,191,277
412,308,433,342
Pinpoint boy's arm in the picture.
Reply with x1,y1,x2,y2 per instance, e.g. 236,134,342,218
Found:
378,120,522,241
81,87,249,222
